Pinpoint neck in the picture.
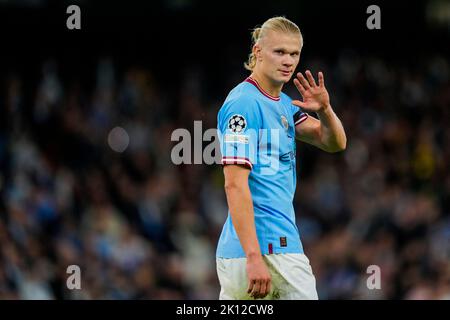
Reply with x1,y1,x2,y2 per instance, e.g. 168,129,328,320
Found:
250,71,283,97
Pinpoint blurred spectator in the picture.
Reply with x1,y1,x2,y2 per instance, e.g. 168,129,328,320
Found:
0,46,449,300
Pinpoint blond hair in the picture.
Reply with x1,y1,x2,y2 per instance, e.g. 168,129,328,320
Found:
244,16,303,71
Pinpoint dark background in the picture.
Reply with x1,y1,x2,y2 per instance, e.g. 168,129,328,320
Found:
0,0,449,299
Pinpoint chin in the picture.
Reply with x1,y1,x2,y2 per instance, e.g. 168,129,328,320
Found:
275,72,292,83
278,75,292,83
268,72,290,85
272,74,291,84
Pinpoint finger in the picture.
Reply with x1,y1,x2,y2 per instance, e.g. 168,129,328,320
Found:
247,279,255,294
250,280,261,298
305,70,317,87
318,71,325,87
297,72,310,90
293,78,307,96
259,281,267,299
247,279,253,294
292,100,306,108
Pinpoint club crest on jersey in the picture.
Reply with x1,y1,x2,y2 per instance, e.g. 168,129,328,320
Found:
228,114,247,133
281,115,289,131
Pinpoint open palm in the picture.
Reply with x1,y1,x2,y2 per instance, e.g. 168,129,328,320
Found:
292,70,330,112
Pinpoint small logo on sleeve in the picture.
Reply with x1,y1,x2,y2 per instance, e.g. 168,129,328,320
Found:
280,237,287,247
281,115,289,131
228,114,247,133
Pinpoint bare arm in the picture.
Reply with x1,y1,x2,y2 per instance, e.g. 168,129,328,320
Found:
223,164,271,299
292,70,347,152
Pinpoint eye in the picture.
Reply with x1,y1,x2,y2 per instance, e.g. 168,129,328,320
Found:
275,50,284,55
291,53,299,57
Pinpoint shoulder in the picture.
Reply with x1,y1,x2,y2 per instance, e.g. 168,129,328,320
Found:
280,91,293,104
280,91,305,117
219,82,261,118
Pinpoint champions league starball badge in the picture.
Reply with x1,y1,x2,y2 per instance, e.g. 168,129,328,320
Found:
228,114,247,133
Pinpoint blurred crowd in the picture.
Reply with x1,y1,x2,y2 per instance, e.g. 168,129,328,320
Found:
0,49,449,299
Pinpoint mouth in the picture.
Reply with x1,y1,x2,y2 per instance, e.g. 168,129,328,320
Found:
279,70,292,76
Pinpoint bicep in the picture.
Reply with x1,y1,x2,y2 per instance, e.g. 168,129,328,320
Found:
223,164,250,189
295,116,326,150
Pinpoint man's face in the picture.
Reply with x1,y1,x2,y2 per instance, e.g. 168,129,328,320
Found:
255,30,302,84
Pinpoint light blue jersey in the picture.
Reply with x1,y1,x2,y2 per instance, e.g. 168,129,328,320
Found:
217,77,309,258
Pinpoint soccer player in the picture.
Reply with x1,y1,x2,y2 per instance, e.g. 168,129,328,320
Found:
216,16,346,300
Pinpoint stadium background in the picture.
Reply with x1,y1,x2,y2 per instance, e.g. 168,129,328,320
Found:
0,0,449,299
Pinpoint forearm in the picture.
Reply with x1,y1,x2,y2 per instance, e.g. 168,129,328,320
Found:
316,104,347,152
225,183,261,258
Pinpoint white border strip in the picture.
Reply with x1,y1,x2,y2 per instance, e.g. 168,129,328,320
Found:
221,157,253,169
294,114,309,126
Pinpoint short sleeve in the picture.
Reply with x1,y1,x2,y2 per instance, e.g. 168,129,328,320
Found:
217,97,261,170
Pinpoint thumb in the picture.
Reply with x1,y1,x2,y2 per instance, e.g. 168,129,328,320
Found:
292,100,306,108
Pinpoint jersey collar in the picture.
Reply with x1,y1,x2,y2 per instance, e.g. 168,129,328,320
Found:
244,77,281,101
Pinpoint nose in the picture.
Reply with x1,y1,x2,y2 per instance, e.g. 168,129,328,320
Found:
282,55,295,67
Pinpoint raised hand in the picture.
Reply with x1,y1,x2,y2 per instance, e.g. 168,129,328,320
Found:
292,70,330,112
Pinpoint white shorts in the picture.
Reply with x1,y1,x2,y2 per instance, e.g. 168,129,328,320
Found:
216,253,318,300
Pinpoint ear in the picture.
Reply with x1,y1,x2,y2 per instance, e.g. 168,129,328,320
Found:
253,44,262,61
